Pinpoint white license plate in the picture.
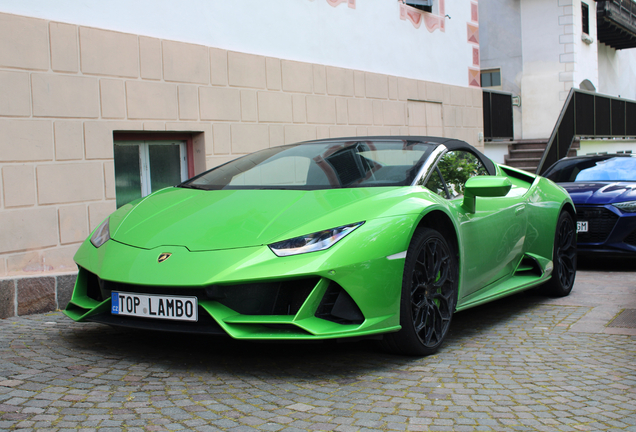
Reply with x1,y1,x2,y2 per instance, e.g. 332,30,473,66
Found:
111,291,198,322
577,221,588,233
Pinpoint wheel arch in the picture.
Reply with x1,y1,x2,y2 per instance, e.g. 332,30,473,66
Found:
382,208,461,356
414,209,460,264
561,201,576,221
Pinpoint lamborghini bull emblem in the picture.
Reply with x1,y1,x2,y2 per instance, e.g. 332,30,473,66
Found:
157,252,172,263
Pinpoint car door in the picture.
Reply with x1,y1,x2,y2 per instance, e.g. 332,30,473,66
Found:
425,150,528,298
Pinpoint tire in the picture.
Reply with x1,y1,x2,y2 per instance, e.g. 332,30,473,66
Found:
382,227,459,356
544,211,577,297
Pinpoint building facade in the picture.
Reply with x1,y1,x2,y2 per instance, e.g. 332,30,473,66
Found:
0,0,484,317
480,0,636,161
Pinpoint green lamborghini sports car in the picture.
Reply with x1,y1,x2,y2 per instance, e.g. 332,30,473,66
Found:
65,137,576,355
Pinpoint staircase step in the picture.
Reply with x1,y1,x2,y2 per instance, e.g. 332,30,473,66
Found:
504,156,541,163
501,138,579,175
504,161,541,170
509,149,545,158
507,139,549,150
508,139,549,144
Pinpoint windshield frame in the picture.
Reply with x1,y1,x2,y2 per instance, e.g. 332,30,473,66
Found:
179,139,441,191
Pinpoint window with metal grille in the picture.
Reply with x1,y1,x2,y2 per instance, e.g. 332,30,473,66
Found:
582,3,590,35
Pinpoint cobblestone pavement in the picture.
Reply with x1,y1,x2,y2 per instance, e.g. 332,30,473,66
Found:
1,262,635,432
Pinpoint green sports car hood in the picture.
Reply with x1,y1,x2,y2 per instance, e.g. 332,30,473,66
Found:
109,186,419,251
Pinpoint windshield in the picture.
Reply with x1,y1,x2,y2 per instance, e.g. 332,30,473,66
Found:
181,140,437,190
545,156,636,182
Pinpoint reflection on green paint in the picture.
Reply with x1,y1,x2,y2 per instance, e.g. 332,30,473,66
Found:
149,144,182,192
114,144,141,209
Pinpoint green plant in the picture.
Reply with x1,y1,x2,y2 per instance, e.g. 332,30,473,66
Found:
438,151,488,195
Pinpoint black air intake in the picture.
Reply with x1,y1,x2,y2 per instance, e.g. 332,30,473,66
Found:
315,282,364,325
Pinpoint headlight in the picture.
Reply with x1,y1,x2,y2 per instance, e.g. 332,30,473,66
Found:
269,222,364,257
90,218,110,248
613,201,636,213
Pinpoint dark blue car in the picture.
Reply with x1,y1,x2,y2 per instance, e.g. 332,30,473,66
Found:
543,154,636,256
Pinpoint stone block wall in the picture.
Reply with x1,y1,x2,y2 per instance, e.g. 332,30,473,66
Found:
0,11,484,317
0,273,76,319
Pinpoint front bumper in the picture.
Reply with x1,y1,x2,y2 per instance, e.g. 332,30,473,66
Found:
576,205,636,255
66,267,398,339
64,217,412,339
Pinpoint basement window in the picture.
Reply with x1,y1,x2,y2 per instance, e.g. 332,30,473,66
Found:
113,134,194,208
582,3,590,35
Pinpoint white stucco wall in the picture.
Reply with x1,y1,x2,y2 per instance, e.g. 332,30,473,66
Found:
574,0,599,91
0,0,475,87
519,0,565,139
579,139,636,155
598,44,636,100
479,0,523,139
481,0,616,141
516,0,602,140
483,142,510,164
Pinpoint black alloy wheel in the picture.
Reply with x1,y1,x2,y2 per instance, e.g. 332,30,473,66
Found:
544,211,577,297
382,227,458,356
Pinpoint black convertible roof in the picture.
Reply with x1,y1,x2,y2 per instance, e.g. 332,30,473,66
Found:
299,135,496,176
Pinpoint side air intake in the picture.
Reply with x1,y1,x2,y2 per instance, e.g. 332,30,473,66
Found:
514,256,543,277
315,282,364,325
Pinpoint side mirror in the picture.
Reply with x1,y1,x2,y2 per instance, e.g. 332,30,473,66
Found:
462,176,512,213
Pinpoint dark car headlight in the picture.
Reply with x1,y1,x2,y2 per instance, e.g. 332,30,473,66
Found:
269,222,364,257
613,201,636,213
90,219,110,248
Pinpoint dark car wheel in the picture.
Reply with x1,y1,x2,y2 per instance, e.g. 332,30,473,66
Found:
544,211,577,297
382,227,458,356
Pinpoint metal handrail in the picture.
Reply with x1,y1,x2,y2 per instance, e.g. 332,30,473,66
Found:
536,89,636,175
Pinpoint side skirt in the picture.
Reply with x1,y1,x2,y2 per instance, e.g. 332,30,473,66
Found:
455,254,553,312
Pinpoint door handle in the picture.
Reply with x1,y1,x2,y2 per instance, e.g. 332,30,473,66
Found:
515,205,526,215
